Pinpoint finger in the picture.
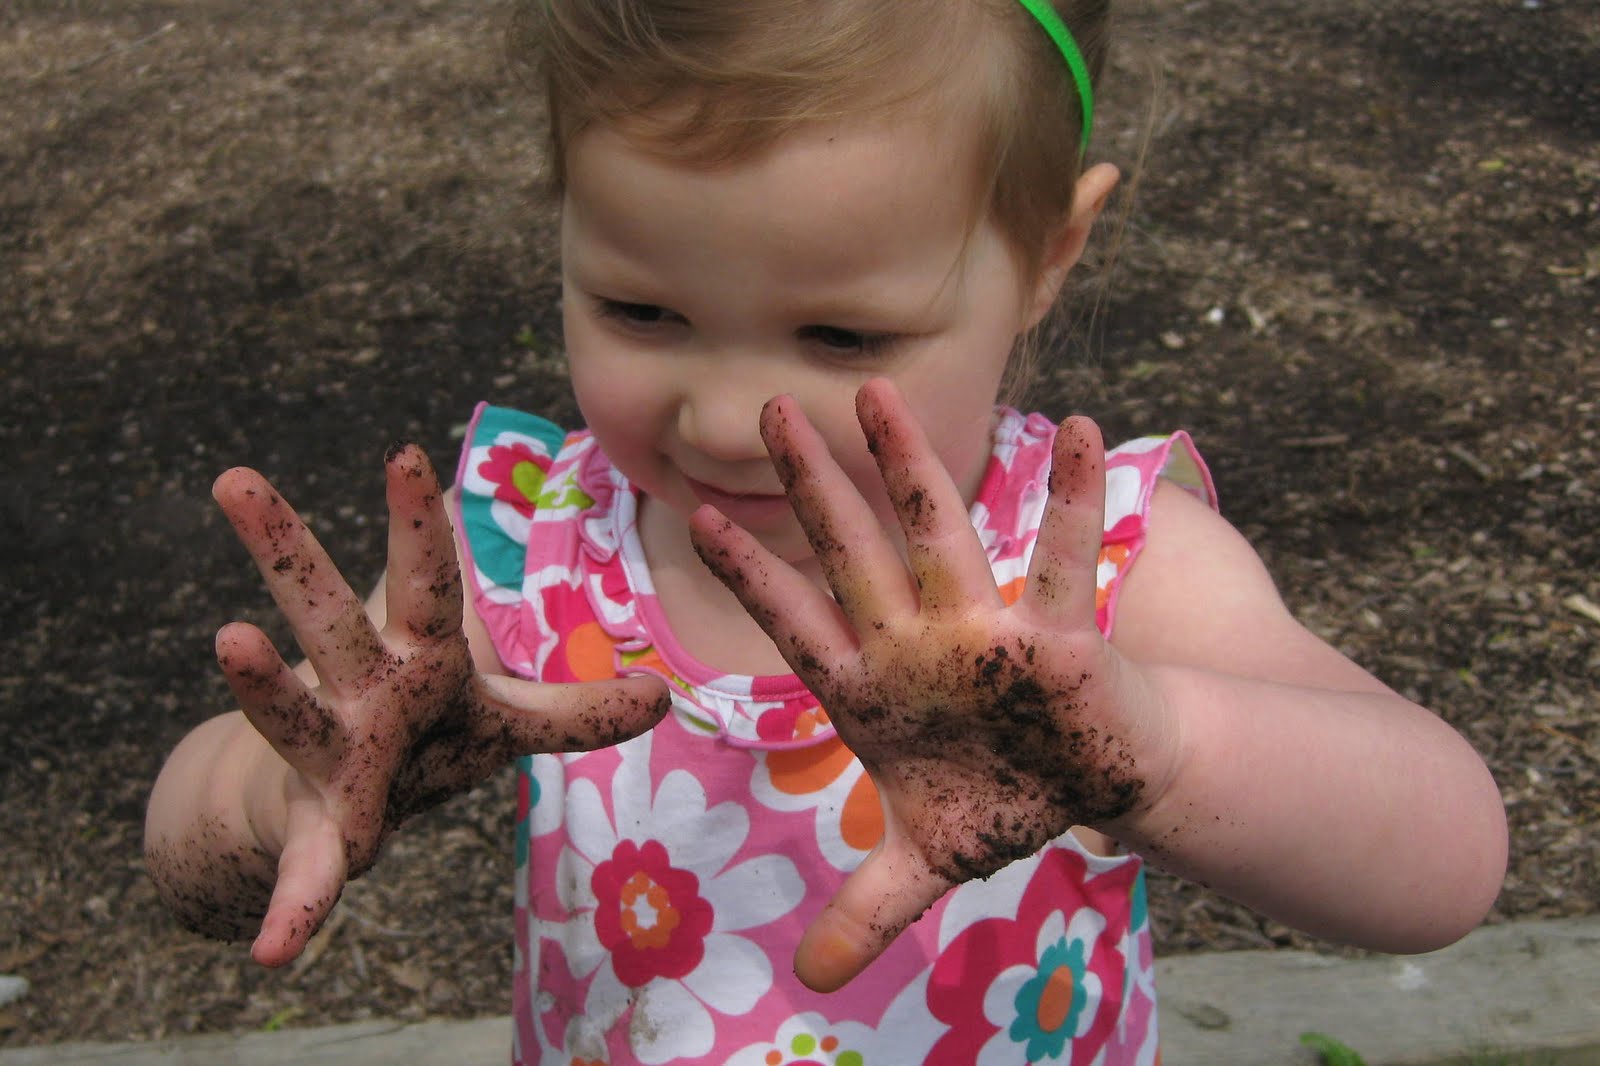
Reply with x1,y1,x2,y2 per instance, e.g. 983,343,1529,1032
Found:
1023,416,1106,621
758,394,917,622
250,801,348,968
689,504,862,678
793,837,951,992
380,444,463,644
853,379,1003,614
216,622,344,780
477,673,673,754
213,467,386,696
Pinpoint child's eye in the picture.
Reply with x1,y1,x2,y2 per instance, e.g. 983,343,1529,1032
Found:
596,299,683,328
800,325,897,358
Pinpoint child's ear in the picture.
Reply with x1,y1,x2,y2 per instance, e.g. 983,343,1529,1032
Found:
1024,162,1122,329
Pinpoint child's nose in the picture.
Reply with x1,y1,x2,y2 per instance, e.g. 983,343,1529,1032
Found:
676,378,772,464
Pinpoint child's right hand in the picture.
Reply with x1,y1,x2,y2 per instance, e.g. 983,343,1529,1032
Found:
207,444,670,966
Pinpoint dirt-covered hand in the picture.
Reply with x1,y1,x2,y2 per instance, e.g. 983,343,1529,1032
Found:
211,444,670,966
688,379,1174,992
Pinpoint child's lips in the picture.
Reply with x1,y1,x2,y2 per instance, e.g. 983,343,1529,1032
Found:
685,477,792,526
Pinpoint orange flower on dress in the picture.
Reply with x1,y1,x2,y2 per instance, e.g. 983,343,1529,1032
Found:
759,728,883,863
563,620,677,686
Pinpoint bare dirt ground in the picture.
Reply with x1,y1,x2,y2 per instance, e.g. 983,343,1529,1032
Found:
1,0,1595,1050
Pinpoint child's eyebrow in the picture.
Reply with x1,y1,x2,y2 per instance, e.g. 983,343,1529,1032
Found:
778,244,973,324
560,241,674,301
785,286,956,329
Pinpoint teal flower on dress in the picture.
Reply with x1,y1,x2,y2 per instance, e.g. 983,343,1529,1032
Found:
1008,936,1089,1061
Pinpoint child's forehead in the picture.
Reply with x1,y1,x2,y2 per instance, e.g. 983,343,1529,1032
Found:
561,114,1006,307
569,104,988,230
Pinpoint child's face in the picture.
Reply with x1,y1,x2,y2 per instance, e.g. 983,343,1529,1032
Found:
558,108,1047,570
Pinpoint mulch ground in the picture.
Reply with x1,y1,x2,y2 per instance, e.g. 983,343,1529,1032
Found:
1,0,1595,1048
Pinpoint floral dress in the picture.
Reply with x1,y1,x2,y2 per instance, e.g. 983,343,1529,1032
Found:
454,403,1215,1066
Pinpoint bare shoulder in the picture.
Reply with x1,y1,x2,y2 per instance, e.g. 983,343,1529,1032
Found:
1109,480,1391,694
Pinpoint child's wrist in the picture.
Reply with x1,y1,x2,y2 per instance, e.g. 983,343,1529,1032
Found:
1089,657,1186,837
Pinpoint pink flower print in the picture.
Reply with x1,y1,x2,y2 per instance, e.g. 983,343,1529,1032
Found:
928,847,1134,1065
592,838,714,987
545,731,806,1063
477,441,551,516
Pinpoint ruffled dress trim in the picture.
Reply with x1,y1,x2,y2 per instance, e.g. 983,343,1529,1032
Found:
454,402,1214,751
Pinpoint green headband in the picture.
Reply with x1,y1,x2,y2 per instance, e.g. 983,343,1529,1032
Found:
1014,0,1094,155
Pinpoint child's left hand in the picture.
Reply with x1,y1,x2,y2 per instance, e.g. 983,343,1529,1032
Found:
688,378,1180,993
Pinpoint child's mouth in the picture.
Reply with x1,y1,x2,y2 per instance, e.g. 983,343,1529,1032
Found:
685,476,792,526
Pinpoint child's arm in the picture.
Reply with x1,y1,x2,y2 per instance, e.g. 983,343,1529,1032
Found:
1097,481,1507,951
145,445,670,966
688,378,1506,992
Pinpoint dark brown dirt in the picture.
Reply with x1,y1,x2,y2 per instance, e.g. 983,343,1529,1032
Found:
2,0,1595,1049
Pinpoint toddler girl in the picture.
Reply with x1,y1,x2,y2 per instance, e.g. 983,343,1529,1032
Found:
146,1,1508,1062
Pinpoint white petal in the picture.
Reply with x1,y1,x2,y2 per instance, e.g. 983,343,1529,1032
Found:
581,962,631,1036
983,963,1035,1027
1102,465,1143,529
556,904,605,980
652,772,748,875
526,756,567,837
938,850,1039,952
630,979,715,1064
702,855,804,933
1034,908,1069,959
611,729,657,829
679,933,772,1015
567,777,617,865
977,1026,1027,1066
1075,971,1104,1038
565,1013,610,1065
649,767,708,824
488,497,534,544
554,844,597,912
689,797,754,873
1065,905,1107,952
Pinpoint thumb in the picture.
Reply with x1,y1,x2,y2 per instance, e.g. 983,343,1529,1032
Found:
794,838,952,992
479,673,672,754
252,800,349,968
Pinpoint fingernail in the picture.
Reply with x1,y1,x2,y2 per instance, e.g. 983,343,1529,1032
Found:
383,439,417,465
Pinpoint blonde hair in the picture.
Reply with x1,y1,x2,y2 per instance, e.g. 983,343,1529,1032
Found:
510,0,1114,398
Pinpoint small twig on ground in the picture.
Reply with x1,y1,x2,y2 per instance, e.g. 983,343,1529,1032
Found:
342,902,425,939
290,906,348,980
1531,719,1600,764
1447,444,1496,480
36,20,177,82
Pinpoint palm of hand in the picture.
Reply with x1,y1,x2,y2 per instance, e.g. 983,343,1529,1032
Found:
689,380,1162,991
213,445,668,964
833,616,1142,885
